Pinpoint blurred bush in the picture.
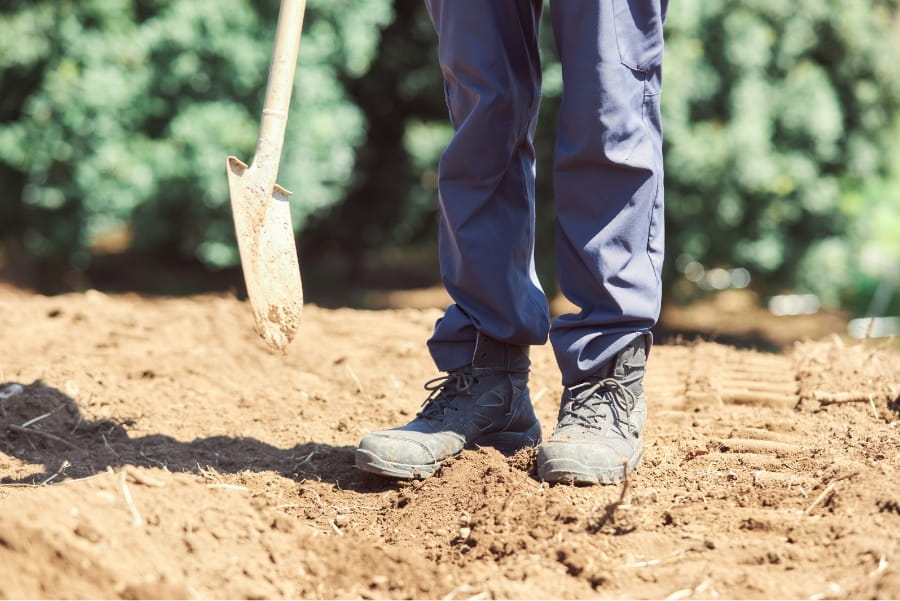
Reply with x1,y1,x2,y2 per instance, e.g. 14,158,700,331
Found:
661,0,900,315
0,0,898,315
0,0,393,290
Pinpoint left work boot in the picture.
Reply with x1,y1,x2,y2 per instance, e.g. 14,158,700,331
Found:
355,333,541,479
537,337,648,484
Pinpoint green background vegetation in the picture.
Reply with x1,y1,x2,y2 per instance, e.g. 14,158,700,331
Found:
1,0,898,316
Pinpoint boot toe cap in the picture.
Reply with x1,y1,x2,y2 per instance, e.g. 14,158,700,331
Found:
358,431,440,466
537,433,642,484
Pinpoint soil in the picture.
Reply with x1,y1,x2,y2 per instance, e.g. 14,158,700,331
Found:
0,285,898,600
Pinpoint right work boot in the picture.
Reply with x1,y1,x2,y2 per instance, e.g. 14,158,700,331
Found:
537,337,648,484
355,333,541,479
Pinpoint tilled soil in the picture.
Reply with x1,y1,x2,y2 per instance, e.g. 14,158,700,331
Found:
0,287,898,599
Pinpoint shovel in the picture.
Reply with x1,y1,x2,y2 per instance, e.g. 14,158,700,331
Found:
227,0,306,352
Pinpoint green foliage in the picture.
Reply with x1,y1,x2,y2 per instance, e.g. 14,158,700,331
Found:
297,0,447,272
1,0,897,316
0,0,390,288
661,0,900,314
800,119,900,315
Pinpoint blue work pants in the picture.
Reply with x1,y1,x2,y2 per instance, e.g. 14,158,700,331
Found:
424,0,667,386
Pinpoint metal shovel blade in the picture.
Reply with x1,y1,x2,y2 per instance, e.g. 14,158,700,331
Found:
227,156,303,352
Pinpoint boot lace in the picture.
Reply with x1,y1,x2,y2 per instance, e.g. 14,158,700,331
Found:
417,369,476,421
559,378,638,434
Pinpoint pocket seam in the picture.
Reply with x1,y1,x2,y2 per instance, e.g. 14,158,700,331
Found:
611,0,664,74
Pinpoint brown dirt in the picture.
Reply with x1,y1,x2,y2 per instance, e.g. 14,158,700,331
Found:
0,286,898,600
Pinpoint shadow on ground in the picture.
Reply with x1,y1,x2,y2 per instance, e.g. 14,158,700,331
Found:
0,380,393,493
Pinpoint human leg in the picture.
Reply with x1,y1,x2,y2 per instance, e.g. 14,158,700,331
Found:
356,0,548,478
539,0,666,483
423,0,551,371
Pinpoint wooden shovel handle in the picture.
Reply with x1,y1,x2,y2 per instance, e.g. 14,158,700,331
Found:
255,0,307,174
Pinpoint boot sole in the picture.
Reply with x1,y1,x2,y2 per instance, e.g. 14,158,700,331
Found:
538,449,643,485
354,448,438,479
355,421,542,480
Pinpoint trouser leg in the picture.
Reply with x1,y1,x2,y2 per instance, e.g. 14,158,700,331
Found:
548,0,667,386
424,0,551,372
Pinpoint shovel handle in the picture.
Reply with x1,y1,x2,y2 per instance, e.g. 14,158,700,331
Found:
255,0,307,175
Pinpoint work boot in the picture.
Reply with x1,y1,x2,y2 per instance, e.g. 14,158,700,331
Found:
537,337,648,484
355,333,541,479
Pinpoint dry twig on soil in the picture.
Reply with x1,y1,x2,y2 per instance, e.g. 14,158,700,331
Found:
345,364,364,394
814,391,875,404
329,520,344,536
299,486,327,510
592,458,632,530
805,474,853,515
207,483,250,491
21,412,51,428
8,424,79,450
111,467,143,526
40,460,71,485
126,470,167,487
814,391,882,419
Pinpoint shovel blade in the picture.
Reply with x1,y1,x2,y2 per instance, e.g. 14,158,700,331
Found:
227,156,303,352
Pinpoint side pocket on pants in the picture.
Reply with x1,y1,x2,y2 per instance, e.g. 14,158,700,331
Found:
611,0,665,74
